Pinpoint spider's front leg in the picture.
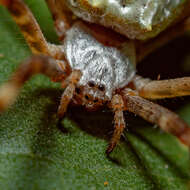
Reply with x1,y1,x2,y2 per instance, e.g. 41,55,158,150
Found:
121,88,190,147
0,0,65,59
0,55,70,112
107,95,126,155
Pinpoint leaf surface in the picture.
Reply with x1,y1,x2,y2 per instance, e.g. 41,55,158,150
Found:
0,1,190,189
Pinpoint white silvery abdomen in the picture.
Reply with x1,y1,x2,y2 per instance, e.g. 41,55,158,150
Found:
64,0,190,40
63,23,136,99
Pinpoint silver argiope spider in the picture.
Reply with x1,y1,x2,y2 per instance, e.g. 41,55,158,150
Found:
0,0,190,154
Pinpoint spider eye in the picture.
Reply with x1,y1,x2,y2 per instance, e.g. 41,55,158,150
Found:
98,85,105,91
75,87,81,94
94,99,98,103
85,95,89,100
88,81,95,87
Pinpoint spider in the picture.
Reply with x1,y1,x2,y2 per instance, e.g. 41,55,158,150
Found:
0,0,190,155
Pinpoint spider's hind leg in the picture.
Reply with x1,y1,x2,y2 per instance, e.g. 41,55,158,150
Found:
107,94,126,155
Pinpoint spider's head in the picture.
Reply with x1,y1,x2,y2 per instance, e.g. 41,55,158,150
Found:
73,81,109,111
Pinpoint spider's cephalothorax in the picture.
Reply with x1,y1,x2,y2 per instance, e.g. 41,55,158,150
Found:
64,23,135,110
0,0,190,154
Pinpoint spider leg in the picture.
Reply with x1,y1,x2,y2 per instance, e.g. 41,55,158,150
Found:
121,88,190,147
45,0,74,40
0,55,70,112
106,94,126,155
0,0,64,58
136,16,190,62
131,75,190,99
57,70,81,118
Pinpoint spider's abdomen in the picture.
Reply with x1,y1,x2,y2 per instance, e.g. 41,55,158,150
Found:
63,23,136,98
64,0,190,40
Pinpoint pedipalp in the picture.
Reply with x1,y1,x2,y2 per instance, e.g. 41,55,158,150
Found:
57,70,82,118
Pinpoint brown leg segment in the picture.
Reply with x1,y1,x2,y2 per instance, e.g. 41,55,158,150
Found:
0,55,69,112
45,0,75,40
0,0,64,58
131,75,190,99
57,70,82,118
121,88,190,147
107,94,126,155
136,16,190,62
1,0,50,54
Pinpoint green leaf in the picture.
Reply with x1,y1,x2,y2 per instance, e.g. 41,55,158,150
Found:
0,1,190,189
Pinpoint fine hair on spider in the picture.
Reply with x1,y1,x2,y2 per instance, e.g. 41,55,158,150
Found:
0,0,190,155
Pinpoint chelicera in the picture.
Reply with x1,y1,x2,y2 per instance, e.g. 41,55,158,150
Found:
0,0,190,154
